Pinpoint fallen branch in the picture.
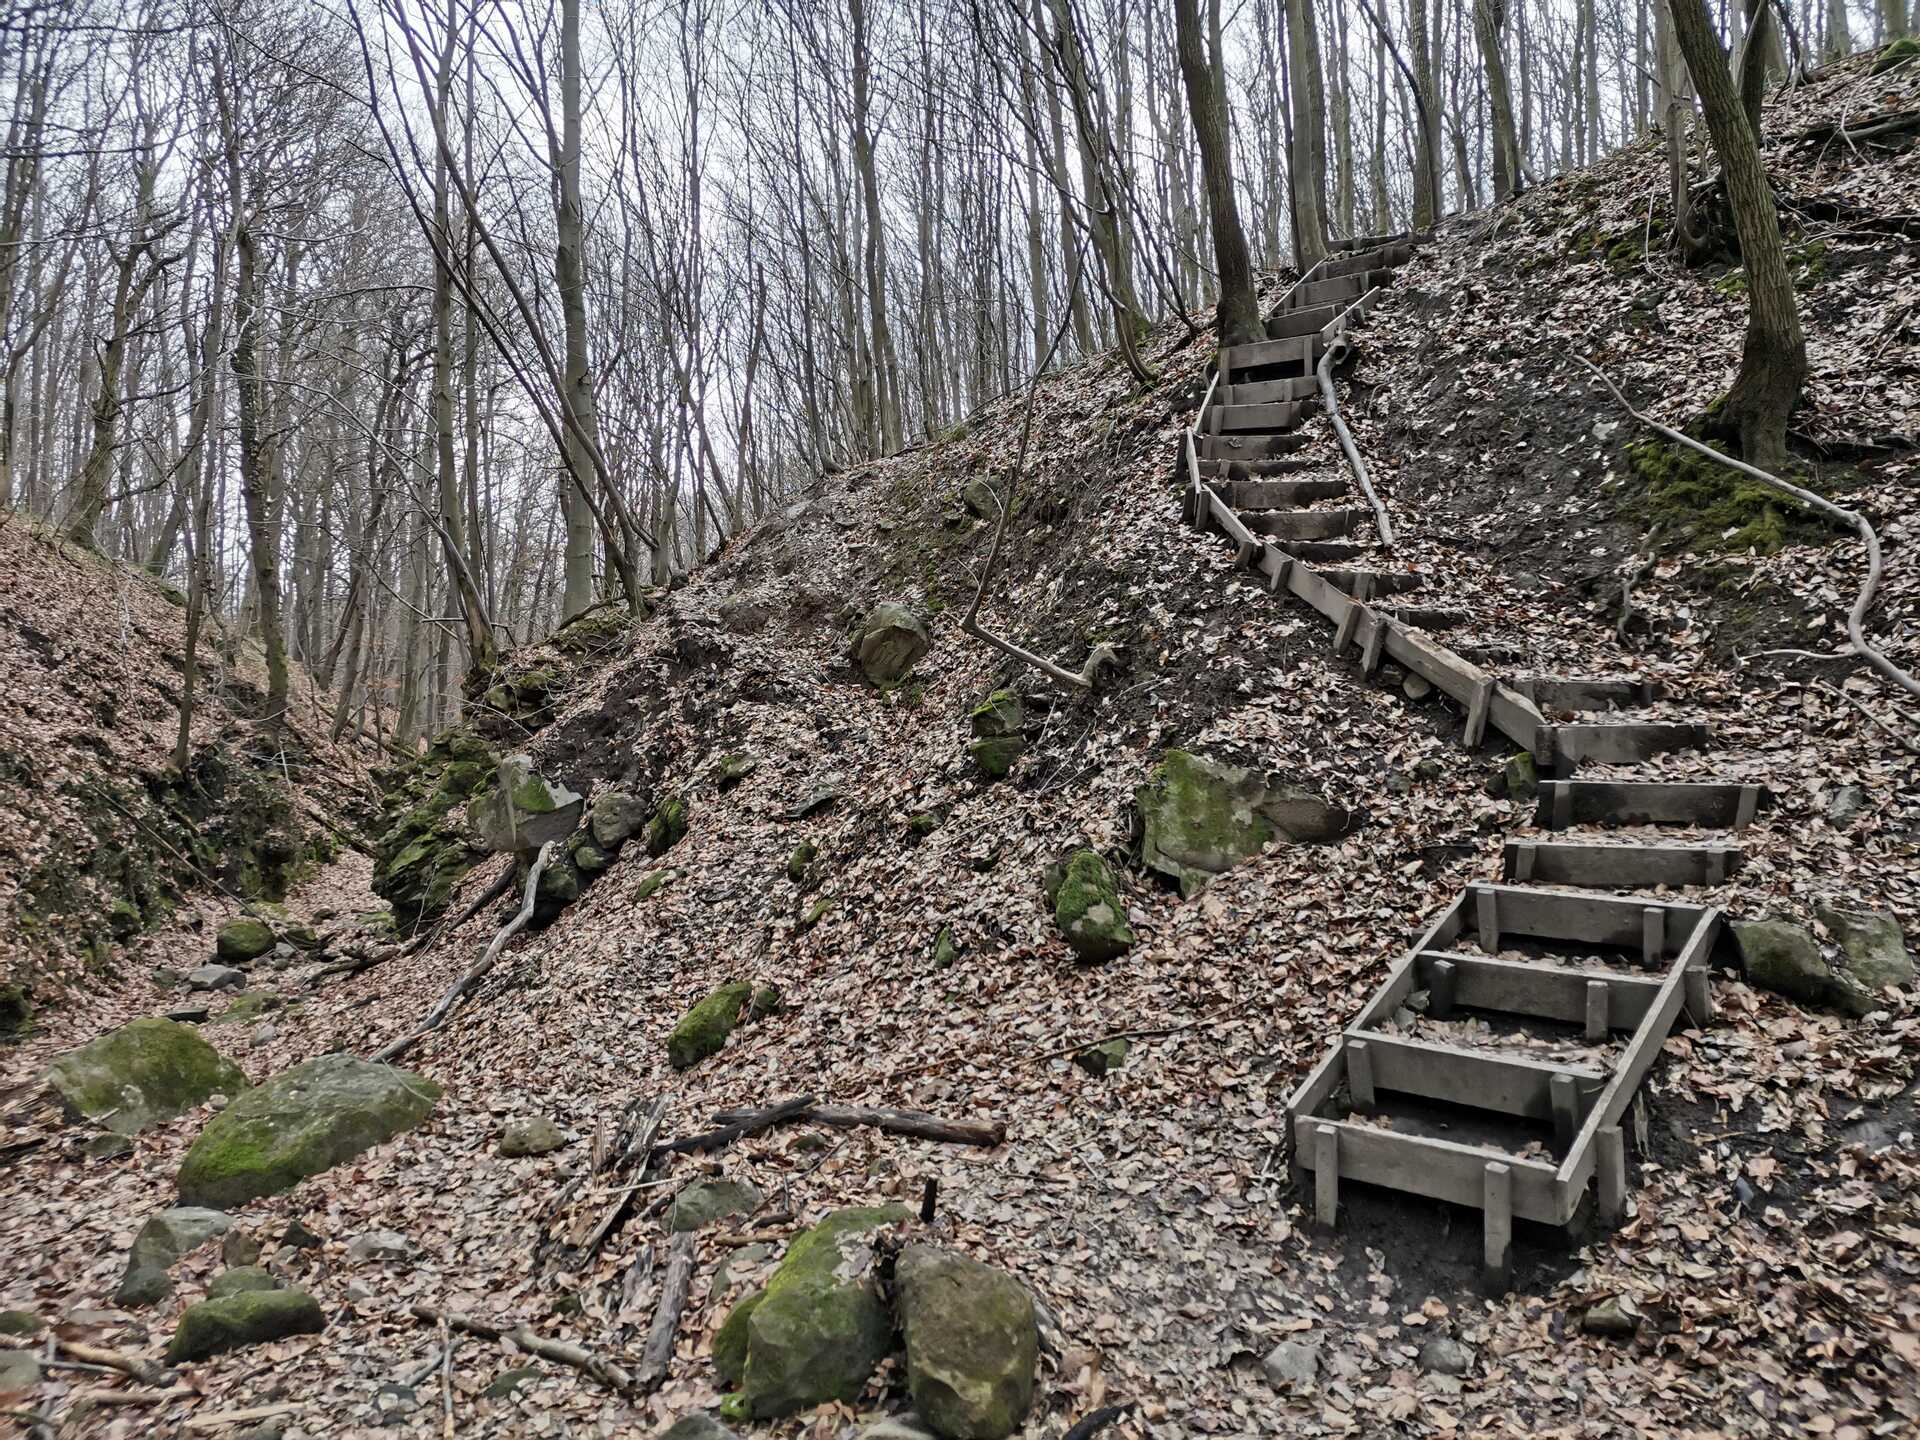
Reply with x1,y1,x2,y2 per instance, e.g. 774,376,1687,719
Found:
1064,1403,1138,1440
707,1103,1006,1148
1316,333,1395,547
637,1232,697,1389
185,1402,304,1431
409,1305,634,1393
1581,358,1920,700
56,1338,166,1386
371,841,554,1064
653,1095,816,1157
568,1097,669,1256
1616,526,1662,644
67,1385,197,1407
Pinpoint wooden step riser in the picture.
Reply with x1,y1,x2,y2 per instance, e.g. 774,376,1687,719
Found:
1345,1031,1605,1127
1206,401,1305,433
1513,677,1663,713
1547,723,1712,769
1221,335,1316,375
1377,607,1468,631
1277,540,1372,563
1413,951,1664,1033
1536,781,1765,831
1322,242,1414,276
1267,305,1338,340
1219,377,1318,405
1195,434,1310,460
1329,230,1410,253
1471,883,1713,962
1320,568,1425,597
1504,841,1745,889
1193,457,1320,480
1217,478,1350,508
1242,509,1366,541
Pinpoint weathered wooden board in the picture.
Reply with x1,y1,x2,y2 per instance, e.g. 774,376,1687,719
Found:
1512,676,1662,712
1243,508,1366,541
1220,376,1319,406
1504,839,1744,888
1413,951,1664,1029
1218,478,1349,508
1347,1030,1607,1121
1221,335,1313,375
1196,432,1309,460
1535,780,1766,830
1209,400,1305,432
1291,1114,1566,1222
1548,722,1712,766
1471,883,1709,954
1266,304,1339,340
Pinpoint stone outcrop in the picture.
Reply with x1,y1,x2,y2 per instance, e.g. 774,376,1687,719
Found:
1050,851,1134,963
850,604,931,687
667,983,754,1070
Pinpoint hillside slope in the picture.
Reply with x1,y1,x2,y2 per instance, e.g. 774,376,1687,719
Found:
2,53,1918,1440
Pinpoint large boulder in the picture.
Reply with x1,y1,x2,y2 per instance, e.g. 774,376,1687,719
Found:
1815,902,1915,995
469,754,584,854
589,790,650,850
1052,851,1134,964
1136,750,1358,896
216,917,276,964
115,1206,234,1307
851,604,931,687
44,1018,247,1136
894,1244,1037,1440
165,1288,324,1363
176,1054,441,1208
667,983,752,1070
1735,919,1874,1017
731,1204,910,1418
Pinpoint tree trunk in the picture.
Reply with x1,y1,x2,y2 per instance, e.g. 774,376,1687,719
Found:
1173,0,1263,345
556,0,600,619
1284,0,1330,265
1474,0,1523,202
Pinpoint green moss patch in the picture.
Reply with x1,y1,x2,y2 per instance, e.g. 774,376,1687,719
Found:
1623,435,1837,555
44,1018,246,1135
667,983,752,1070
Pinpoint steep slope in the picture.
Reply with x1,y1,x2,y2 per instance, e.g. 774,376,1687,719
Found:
1,53,1917,1440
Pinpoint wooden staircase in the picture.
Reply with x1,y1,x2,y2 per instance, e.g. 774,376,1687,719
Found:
1175,236,1773,1290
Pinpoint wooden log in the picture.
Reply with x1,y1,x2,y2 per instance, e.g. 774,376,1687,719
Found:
706,1103,1007,1148
1360,613,1387,673
1476,887,1500,953
637,1232,697,1389
1414,951,1661,1030
658,1095,818,1156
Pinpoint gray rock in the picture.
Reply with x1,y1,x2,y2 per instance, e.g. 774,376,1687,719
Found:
894,1243,1037,1440
1403,673,1434,700
374,1384,418,1426
1581,1297,1641,1338
856,1421,936,1440
850,603,931,687
281,1218,323,1249
207,1266,282,1299
1815,902,1915,994
1734,918,1875,1017
114,1265,173,1307
1263,1339,1321,1388
500,1116,567,1158
1417,1336,1474,1375
469,754,585,854
164,1006,211,1023
714,1242,772,1293
0,1309,45,1337
484,1366,541,1399
216,917,277,964
251,1023,279,1047
961,478,997,519
223,1230,263,1267
83,1133,133,1161
346,1230,415,1265
589,790,650,850
44,1018,248,1136
670,1178,762,1233
166,1288,325,1362
188,964,246,992
118,1206,235,1304
0,1349,40,1389
1829,784,1868,829
1135,749,1358,896
660,1416,741,1440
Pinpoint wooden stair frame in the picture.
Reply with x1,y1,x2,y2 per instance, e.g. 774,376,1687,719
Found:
1285,886,1720,1290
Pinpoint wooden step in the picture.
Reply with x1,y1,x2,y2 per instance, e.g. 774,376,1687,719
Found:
1277,540,1372,563
1536,780,1766,831
1221,335,1314,377
1469,882,1713,962
1267,304,1338,340
1329,230,1410,253
1377,604,1468,631
1194,456,1319,480
1242,508,1367,541
1503,839,1745,889
1412,950,1666,1032
1343,1031,1606,1129
1512,676,1662,713
1218,478,1349,509
1195,432,1309,460
1285,274,1371,311
1324,241,1415,276
1321,567,1424,597
1220,376,1317,405
1207,400,1305,433
1546,721,1711,768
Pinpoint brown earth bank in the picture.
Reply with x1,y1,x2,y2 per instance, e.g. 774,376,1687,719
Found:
3,51,1919,1440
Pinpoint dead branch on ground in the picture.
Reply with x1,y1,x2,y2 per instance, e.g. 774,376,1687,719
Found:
706,1102,1005,1147
409,1305,635,1393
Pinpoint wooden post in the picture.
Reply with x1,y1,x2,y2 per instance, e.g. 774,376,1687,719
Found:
1549,781,1572,831
1429,958,1458,1019
1550,1073,1578,1152
1361,614,1386,673
1333,601,1362,654
1464,677,1494,749
1683,966,1713,1026
1314,1124,1339,1228
1511,842,1536,882
1483,1162,1513,1294
1235,539,1259,570
1476,888,1500,954
1706,848,1728,885
1585,979,1609,1041
1345,1039,1376,1111
1642,906,1665,966
1266,546,1292,593
1734,783,1760,829
1596,1125,1626,1226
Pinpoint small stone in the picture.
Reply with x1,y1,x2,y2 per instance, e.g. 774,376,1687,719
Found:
589,790,650,849
1581,1297,1641,1338
223,1230,263,1267
1828,784,1868,829
660,1414,741,1440
1403,673,1434,700
635,868,676,901
961,478,997,519
0,1350,40,1389
716,754,759,789
1417,1336,1474,1375
281,1218,324,1249
1503,752,1537,804
251,1023,279,1047
164,1006,211,1023
749,985,783,1018
1262,1339,1321,1388
118,1206,235,1306
500,1116,567,1158
968,735,1024,780
484,1366,542,1399
786,842,817,884
855,1421,936,1440
670,1179,763,1233
1073,1039,1130,1076
115,1266,173,1308
572,837,613,875
346,1230,415,1265
207,1266,282,1299
208,1093,230,1109
84,1133,134,1161
668,982,753,1070
0,1310,45,1337
374,1383,419,1424
187,964,246,992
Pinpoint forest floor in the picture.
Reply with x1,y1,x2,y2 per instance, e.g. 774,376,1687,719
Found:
4,49,1920,1440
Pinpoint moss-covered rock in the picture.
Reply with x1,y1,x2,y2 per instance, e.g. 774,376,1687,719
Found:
165,1287,324,1363
749,985,783,1018
589,790,650,850
0,1309,43,1337
734,1205,911,1418
371,729,498,931
850,603,931,687
961,478,997,519
44,1018,247,1135
470,754,585,854
713,1290,764,1383
209,991,284,1026
668,983,753,1070
1053,851,1133,963
968,736,1025,780
635,868,676,901
116,1206,234,1306
1871,35,1919,73
1074,1038,1130,1076
970,690,1023,738
1735,918,1873,1017
646,796,690,857
716,754,759,790
799,897,835,931
176,1053,441,1208
216,917,276,964
1815,902,1914,995
500,1115,567,1157
1136,750,1357,896
670,1178,763,1233
932,927,959,970
1502,752,1538,804
1624,435,1838,555
894,1244,1038,1439
207,1265,282,1299
572,836,613,876
787,842,817,885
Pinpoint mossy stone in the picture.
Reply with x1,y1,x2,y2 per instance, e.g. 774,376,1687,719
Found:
749,985,783,1018
970,689,1024,738
668,983,753,1070
905,812,941,840
1136,749,1354,896
1734,918,1873,1017
968,736,1025,780
1504,752,1538,804
787,842,817,885
176,1053,441,1208
572,836,613,876
0,1310,43,1337
646,796,690,857
717,754,759,789
894,1243,1038,1439
0,983,30,1036
207,1265,282,1299
713,1290,764,1383
851,603,931,687
738,1205,911,1418
1053,851,1133,963
471,755,585,853
932,927,959,970
44,1018,247,1135
799,897,834,931
165,1288,324,1363
670,1178,763,1233
635,869,676,901
216,917,276,963
1871,35,1919,72
1074,1038,1130,1075
589,790,650,849
1815,902,1914,994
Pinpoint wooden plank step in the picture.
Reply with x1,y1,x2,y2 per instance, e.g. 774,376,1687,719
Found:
1196,432,1309,460
1277,540,1372,563
1267,304,1338,340
1207,400,1305,433
1512,676,1663,713
1547,722,1712,767
1221,336,1313,375
1345,1030,1606,1123
1470,882,1711,959
1503,839,1745,889
1535,780,1766,831
1321,567,1424,597
1323,242,1414,276
1194,456,1319,479
1413,950,1666,1031
1293,1114,1566,1223
1329,230,1410,253
1220,376,1317,405
1242,508,1367,541
1285,275,1370,311
1218,478,1350,508
1377,604,1468,631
